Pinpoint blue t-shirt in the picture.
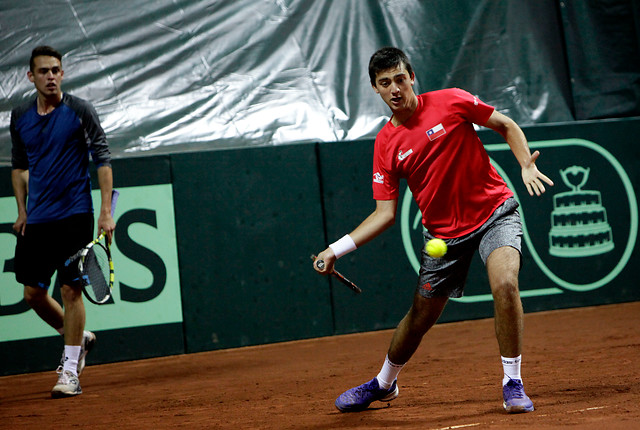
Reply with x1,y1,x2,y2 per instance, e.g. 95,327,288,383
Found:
10,93,111,224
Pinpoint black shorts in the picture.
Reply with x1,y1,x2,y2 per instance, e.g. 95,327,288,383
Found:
417,197,522,298
14,213,94,289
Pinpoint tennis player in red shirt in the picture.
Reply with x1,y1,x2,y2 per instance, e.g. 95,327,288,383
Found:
313,47,553,414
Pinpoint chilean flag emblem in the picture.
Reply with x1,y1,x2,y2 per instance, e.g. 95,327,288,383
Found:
426,123,446,141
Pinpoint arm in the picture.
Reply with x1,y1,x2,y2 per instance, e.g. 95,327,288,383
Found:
314,198,397,274
97,165,116,243
484,110,554,196
77,97,115,241
11,169,29,236
10,108,30,235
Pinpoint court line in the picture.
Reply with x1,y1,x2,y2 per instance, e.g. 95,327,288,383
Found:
430,424,481,430
567,406,608,413
430,406,608,429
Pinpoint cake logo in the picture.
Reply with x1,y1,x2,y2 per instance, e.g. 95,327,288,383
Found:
549,165,614,257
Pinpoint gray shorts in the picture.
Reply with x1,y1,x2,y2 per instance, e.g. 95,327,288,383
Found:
417,197,522,298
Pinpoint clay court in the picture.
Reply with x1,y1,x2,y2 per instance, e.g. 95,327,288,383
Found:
1,301,638,429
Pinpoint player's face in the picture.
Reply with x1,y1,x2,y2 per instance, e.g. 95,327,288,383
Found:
28,56,64,99
372,64,415,114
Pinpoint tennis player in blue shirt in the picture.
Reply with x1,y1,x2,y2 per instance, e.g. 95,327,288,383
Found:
10,46,116,398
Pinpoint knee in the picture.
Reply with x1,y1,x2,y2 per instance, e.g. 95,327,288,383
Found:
491,276,521,307
24,286,46,307
60,284,82,303
493,275,518,294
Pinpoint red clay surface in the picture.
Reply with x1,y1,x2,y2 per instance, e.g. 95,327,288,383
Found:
1,301,639,429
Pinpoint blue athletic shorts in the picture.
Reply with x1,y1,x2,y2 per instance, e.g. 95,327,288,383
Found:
416,197,522,298
14,213,94,289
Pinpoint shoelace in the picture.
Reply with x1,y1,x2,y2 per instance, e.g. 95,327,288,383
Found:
506,381,525,398
56,370,73,383
355,380,388,397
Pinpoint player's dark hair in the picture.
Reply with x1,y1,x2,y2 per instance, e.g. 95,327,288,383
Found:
368,47,414,86
30,46,63,72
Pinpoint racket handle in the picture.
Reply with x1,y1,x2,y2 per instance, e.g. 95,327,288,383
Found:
311,255,362,294
311,255,326,271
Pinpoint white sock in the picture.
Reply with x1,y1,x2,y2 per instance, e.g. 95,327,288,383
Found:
376,355,404,389
502,355,522,386
62,345,81,376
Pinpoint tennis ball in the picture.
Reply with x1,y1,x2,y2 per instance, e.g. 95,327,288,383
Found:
426,238,447,258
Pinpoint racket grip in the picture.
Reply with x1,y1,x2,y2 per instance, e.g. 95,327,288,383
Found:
310,255,361,294
311,254,325,270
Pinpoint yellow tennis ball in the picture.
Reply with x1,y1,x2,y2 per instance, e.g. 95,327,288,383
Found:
426,238,447,258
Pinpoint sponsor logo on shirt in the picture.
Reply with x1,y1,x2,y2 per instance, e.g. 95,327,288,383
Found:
426,123,446,141
373,172,384,184
397,149,413,161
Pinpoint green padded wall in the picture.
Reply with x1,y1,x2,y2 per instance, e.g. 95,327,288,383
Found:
171,144,333,352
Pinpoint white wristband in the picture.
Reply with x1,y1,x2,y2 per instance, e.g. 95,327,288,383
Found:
329,234,357,259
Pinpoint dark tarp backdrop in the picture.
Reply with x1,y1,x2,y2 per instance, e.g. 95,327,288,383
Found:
559,0,640,119
0,0,638,162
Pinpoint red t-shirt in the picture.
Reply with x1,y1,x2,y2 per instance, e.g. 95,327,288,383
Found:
372,88,513,238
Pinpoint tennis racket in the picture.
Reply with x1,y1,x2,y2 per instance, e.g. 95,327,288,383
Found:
65,190,119,305
311,255,362,294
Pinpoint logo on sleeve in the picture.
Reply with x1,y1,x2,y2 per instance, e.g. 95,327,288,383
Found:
426,123,446,141
373,172,385,184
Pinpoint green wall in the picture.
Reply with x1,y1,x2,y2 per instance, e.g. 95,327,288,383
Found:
171,145,333,352
1,118,638,375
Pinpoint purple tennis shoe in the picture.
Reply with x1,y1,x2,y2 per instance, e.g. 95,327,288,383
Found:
335,377,399,412
503,378,534,413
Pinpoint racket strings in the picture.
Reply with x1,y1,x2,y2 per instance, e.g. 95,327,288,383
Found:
83,244,111,302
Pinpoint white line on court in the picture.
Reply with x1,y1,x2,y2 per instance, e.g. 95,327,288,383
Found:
567,406,608,413
429,405,609,429
431,424,481,430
